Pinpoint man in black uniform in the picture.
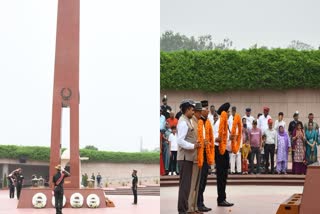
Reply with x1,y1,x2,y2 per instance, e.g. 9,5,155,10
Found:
7,168,20,199
15,168,24,200
7,175,15,198
161,95,172,119
215,103,234,207
53,165,70,214
197,100,212,212
132,169,138,205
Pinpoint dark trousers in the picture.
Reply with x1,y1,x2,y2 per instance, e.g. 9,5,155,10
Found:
215,146,229,203
132,187,137,204
169,151,177,173
264,144,275,173
54,189,63,214
177,160,193,214
197,155,209,208
9,185,14,198
16,184,22,200
250,147,261,173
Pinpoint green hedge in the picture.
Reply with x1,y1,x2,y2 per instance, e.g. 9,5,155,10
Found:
0,145,158,164
160,49,320,92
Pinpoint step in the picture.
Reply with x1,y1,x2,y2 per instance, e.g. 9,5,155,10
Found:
160,179,304,187
161,174,305,181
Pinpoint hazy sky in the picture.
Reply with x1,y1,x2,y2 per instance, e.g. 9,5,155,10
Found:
161,0,320,49
0,0,159,152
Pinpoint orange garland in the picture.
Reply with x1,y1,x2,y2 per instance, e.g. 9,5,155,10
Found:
218,111,228,155
231,113,242,154
197,119,215,167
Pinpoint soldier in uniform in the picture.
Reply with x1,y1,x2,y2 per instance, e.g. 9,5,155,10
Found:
53,165,70,214
7,168,20,199
15,168,24,200
161,95,172,119
132,169,138,205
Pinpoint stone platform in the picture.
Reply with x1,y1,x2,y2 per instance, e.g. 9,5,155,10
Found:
0,190,160,214
161,185,303,214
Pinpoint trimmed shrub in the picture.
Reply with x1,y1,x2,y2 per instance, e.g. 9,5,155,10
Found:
0,145,158,164
160,49,320,92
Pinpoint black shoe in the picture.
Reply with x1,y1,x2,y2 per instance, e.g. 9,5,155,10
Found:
203,206,212,211
198,206,210,212
218,200,234,207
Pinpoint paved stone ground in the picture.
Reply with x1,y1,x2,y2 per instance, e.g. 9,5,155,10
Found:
0,190,160,214
161,185,304,214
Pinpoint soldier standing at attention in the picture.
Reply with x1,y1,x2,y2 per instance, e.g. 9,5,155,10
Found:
132,169,138,205
53,165,70,214
15,168,24,200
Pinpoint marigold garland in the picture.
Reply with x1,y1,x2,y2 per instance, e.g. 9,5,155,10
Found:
218,111,228,155
197,119,215,167
231,113,242,154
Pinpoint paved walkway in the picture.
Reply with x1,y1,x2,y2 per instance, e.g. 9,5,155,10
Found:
0,190,160,214
161,186,303,214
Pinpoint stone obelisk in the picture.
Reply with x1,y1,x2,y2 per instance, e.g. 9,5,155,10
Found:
18,0,106,208
49,0,80,189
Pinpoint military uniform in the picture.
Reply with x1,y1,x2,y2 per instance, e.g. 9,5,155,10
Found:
16,172,24,200
7,176,15,198
53,167,70,214
132,170,138,204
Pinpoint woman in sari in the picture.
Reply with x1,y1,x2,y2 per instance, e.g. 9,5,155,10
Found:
305,122,318,165
276,125,291,174
162,122,172,174
292,122,307,174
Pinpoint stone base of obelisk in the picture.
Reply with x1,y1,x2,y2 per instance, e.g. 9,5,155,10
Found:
17,188,107,208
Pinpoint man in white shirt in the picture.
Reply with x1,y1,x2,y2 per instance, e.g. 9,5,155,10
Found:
208,105,215,125
188,102,203,213
263,119,278,174
243,108,255,130
176,100,201,214
229,106,241,174
258,107,272,134
275,112,286,131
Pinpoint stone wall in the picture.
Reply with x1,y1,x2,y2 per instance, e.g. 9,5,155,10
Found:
0,159,159,187
161,89,320,126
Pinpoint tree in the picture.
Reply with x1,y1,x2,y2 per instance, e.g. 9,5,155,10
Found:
214,38,233,50
160,31,231,52
288,40,314,50
84,145,98,151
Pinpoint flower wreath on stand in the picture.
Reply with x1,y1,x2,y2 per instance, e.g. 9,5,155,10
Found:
70,193,84,208
32,193,47,209
87,194,100,208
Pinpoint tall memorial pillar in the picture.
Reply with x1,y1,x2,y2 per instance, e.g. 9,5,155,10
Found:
17,0,106,208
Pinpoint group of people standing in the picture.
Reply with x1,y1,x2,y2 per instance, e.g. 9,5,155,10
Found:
160,96,320,214
81,172,102,188
161,98,236,214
